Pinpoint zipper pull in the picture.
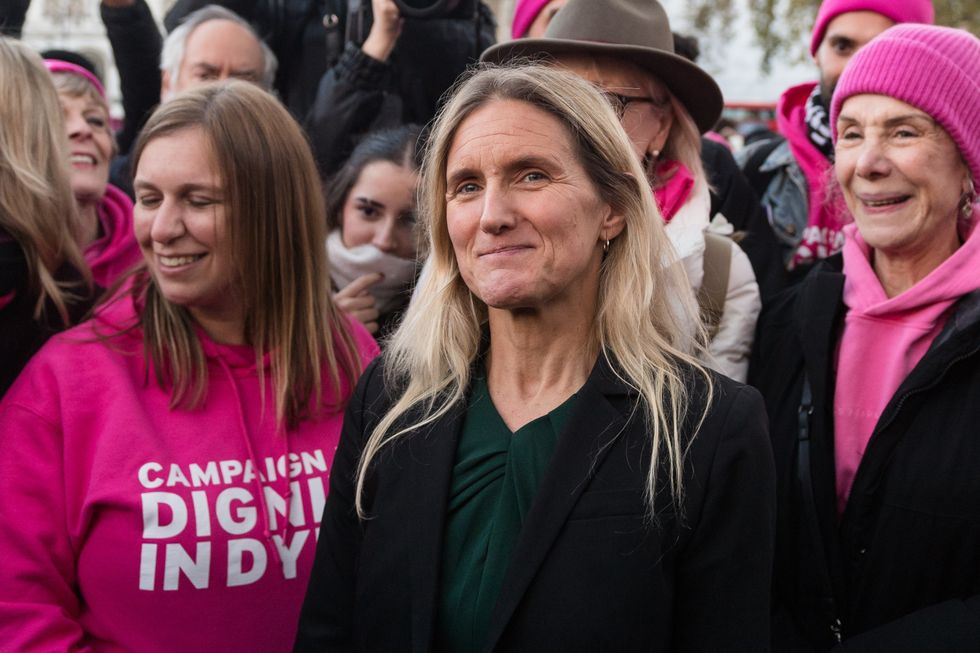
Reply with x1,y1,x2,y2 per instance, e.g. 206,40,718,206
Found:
831,617,842,643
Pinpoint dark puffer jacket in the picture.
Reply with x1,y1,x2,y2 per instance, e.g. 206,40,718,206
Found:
306,4,496,177
750,254,980,652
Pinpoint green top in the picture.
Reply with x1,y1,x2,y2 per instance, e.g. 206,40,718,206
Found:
434,375,579,653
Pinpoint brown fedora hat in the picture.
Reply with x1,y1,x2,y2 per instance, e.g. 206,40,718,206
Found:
481,0,724,133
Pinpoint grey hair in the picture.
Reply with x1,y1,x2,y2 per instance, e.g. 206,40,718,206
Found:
160,4,278,92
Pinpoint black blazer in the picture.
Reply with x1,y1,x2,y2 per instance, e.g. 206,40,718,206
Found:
295,354,776,652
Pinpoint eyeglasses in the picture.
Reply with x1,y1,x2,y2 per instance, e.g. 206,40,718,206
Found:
600,90,667,119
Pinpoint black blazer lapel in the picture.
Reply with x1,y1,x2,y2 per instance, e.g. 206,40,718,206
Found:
406,402,467,653
481,357,631,651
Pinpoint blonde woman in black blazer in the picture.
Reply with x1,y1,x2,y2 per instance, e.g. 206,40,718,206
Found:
295,63,775,653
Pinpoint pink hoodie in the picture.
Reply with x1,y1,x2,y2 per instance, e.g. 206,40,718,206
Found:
85,184,143,288
0,295,379,652
834,214,980,514
777,82,849,269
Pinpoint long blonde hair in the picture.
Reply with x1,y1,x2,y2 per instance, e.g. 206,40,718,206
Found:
0,37,90,321
355,63,711,517
129,81,363,428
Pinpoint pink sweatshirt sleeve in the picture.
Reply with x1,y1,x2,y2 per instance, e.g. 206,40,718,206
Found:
0,365,94,652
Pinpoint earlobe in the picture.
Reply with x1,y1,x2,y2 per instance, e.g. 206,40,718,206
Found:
160,71,172,102
602,206,627,240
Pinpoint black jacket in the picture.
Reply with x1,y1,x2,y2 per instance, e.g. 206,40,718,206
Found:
101,0,162,155
0,235,98,397
100,0,164,197
749,255,980,652
0,0,29,37
295,354,775,652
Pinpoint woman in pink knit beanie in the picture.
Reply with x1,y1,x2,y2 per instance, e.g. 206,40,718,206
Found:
752,23,980,653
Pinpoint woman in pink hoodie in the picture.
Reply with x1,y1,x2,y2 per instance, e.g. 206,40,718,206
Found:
751,25,980,652
45,58,143,288
0,81,379,652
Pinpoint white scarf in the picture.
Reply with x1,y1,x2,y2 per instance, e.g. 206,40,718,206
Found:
326,229,419,315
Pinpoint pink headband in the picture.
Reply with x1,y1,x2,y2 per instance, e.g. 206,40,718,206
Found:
44,59,107,101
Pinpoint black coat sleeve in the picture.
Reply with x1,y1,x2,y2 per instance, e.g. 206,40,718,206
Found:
101,0,162,155
294,358,383,652
0,0,29,37
305,42,390,178
674,383,777,651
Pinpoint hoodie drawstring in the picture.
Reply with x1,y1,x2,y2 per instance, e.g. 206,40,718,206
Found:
215,355,290,569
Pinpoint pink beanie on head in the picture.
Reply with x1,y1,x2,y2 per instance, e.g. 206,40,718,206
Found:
830,24,980,184
511,0,554,39
809,0,933,55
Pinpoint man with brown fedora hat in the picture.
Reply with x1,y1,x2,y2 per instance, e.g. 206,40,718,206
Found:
483,0,766,384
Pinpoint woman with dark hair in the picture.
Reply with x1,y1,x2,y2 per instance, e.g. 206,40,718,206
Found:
0,38,96,396
751,25,980,652
325,124,422,336
0,81,378,652
295,63,774,652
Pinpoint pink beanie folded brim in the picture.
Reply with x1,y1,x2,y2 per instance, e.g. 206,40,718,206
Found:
809,0,933,55
830,24,980,184
511,0,554,39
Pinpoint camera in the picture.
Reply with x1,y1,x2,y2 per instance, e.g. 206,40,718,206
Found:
393,0,477,18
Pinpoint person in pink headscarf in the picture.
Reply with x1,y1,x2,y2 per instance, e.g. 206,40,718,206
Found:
45,58,142,288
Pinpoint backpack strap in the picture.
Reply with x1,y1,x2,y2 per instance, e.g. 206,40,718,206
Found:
698,232,732,340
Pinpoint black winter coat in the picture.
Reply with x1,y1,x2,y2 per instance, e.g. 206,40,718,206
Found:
0,235,98,397
749,255,980,652
295,354,776,652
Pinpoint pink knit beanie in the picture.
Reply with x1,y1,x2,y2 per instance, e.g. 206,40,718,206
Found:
830,24,980,184
809,0,933,55
511,0,554,39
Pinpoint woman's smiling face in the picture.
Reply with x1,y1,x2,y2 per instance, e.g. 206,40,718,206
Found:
60,91,113,203
835,94,970,259
444,98,622,313
133,127,241,331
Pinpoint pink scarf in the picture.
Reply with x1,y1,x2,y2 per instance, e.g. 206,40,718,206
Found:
834,213,980,514
85,184,143,288
777,82,849,270
652,160,695,223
